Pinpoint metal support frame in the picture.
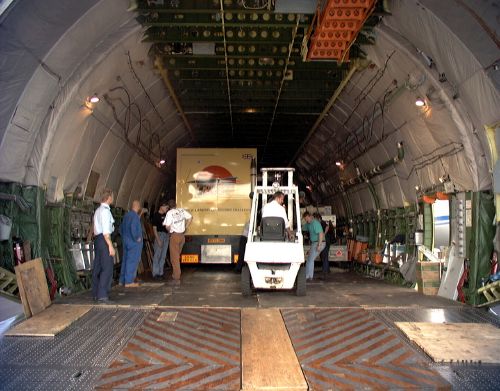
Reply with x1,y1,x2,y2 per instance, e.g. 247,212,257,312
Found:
155,57,196,143
334,142,404,195
219,0,235,139
250,167,300,236
261,16,301,163
290,59,364,165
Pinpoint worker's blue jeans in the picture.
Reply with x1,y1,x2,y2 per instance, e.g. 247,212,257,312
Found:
119,240,143,285
306,242,326,280
152,232,169,277
92,234,114,300
320,242,331,273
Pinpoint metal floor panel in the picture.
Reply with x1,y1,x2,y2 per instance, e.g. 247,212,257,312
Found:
1,304,499,390
96,308,241,390
368,307,500,391
369,307,500,329
282,308,451,390
0,308,149,391
433,364,500,391
0,366,104,391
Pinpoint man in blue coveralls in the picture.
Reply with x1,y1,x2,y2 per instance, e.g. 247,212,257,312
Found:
92,188,116,303
119,200,143,287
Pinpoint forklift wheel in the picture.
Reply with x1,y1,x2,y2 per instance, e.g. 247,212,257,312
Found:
241,265,252,296
295,265,306,296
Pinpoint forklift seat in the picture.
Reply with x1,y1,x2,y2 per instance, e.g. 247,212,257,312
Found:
261,217,286,241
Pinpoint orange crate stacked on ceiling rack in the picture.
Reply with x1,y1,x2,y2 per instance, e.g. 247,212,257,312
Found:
308,0,376,62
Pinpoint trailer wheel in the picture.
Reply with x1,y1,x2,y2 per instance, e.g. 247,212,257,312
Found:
241,265,252,296
295,265,306,296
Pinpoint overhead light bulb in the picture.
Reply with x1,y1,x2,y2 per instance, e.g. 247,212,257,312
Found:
335,161,342,167
89,94,100,103
159,159,166,165
415,97,425,107
439,174,449,183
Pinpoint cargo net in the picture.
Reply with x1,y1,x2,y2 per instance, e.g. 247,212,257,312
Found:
0,183,84,294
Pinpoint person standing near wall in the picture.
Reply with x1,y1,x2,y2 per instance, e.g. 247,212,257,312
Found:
164,199,192,286
92,188,115,303
302,211,325,281
152,200,169,280
322,220,335,278
119,200,143,287
314,213,332,279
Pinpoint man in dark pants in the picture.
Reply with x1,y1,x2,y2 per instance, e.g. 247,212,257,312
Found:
92,188,115,303
151,200,169,279
234,220,249,272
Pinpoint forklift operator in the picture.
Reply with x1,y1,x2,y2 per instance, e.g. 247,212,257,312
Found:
262,191,294,239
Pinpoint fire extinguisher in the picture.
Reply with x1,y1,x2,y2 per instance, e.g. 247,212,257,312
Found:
13,237,25,265
491,251,498,275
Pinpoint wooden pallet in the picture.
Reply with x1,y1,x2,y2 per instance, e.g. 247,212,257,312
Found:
0,266,18,297
478,280,500,307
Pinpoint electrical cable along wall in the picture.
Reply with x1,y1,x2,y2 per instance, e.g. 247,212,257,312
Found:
0,183,81,292
0,184,41,271
0,183,127,294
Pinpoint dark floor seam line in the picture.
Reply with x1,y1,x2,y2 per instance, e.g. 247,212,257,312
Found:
279,307,310,391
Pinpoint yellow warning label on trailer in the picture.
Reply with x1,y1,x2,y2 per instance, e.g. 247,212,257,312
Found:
181,254,199,263
208,238,226,244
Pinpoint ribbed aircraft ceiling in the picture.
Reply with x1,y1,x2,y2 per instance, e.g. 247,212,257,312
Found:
0,0,498,212
134,0,385,166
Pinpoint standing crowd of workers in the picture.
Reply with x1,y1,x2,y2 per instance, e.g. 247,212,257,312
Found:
91,187,334,302
91,188,191,303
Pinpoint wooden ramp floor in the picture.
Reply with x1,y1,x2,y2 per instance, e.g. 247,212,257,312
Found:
241,308,307,390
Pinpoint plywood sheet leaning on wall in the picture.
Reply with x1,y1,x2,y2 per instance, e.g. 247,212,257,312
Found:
15,258,51,317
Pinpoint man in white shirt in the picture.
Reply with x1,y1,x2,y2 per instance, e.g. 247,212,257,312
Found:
163,199,192,285
92,188,115,303
262,191,293,238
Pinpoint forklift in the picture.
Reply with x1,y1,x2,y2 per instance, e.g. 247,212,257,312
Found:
241,168,306,296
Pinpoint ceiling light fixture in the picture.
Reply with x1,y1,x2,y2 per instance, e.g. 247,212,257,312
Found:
439,174,450,183
258,57,274,65
159,159,166,165
335,161,342,167
415,97,425,107
89,94,100,103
